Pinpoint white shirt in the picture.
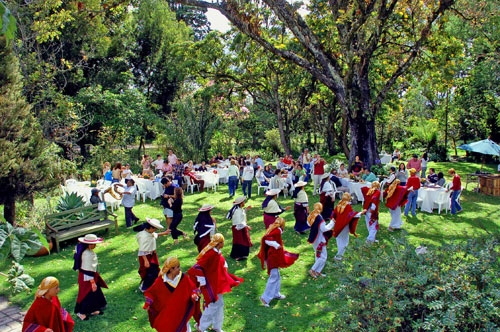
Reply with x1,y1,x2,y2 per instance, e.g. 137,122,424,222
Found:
167,154,178,166
242,165,255,181
295,190,308,204
263,199,282,214
152,159,164,170
81,249,98,281
121,185,136,208
231,208,248,230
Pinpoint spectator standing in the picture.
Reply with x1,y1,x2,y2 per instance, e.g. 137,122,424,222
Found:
420,152,429,178
301,148,312,182
167,150,178,167
115,179,139,227
404,168,421,217
313,154,326,195
406,154,422,177
242,161,255,198
151,155,164,173
447,168,463,215
227,159,240,197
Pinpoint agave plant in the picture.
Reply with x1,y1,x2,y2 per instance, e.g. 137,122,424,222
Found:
56,192,85,212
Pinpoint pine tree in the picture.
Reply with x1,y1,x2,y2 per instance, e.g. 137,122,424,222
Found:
0,36,57,224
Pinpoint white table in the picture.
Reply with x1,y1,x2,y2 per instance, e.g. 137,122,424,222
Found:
217,168,229,184
134,178,163,200
418,187,446,213
196,171,219,191
347,181,370,202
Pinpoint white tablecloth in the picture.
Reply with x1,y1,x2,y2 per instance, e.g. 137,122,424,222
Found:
135,178,163,200
380,154,392,164
196,171,219,191
217,168,229,184
418,187,446,213
347,181,370,202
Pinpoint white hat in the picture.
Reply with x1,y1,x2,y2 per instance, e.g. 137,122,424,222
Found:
295,181,307,187
265,188,281,196
321,173,331,180
198,204,214,212
146,218,164,229
78,234,104,244
233,196,246,205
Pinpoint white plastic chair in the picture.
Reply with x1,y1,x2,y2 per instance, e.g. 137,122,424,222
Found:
331,181,344,200
433,190,451,214
65,179,77,186
256,176,268,195
135,181,151,202
184,176,199,194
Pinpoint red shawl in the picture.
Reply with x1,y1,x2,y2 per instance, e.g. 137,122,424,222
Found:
143,273,200,332
332,204,360,238
188,249,243,306
384,185,409,210
361,187,380,224
257,228,299,274
22,296,74,332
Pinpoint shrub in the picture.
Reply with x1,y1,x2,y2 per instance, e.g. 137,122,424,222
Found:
56,192,85,212
329,234,500,331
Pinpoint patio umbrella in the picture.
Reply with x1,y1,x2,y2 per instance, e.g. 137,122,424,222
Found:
458,139,500,170
458,139,500,156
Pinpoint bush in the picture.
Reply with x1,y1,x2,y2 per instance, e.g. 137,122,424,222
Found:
329,234,500,331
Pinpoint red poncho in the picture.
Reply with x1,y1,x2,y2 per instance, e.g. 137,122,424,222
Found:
361,187,381,225
257,227,299,274
23,296,74,332
384,185,410,210
144,273,200,332
332,204,360,238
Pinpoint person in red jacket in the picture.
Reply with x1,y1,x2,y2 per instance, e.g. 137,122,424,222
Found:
447,168,463,214
361,181,381,244
404,168,421,217
143,257,200,332
188,233,243,332
22,276,74,332
258,217,299,307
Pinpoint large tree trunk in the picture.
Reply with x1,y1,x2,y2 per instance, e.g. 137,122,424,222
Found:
4,194,16,226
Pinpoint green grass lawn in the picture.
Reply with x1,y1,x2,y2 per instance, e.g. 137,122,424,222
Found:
1,161,499,332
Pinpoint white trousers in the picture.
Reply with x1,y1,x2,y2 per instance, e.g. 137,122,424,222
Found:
261,268,281,303
389,207,403,229
335,226,350,258
365,210,378,242
313,174,322,194
311,242,327,273
199,294,224,331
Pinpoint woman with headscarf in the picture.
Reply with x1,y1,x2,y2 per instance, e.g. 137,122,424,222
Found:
361,181,381,244
227,196,253,261
257,217,299,307
319,173,335,220
384,179,409,231
73,234,108,321
292,181,309,234
143,257,201,332
193,204,217,252
22,276,74,332
307,203,335,279
262,188,290,229
331,193,364,261
188,234,243,332
134,218,170,292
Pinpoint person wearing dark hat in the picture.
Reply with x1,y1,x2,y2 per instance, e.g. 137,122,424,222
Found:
189,234,243,332
89,188,102,205
23,276,75,332
143,257,201,332
115,178,139,227
73,234,107,321
193,204,216,252
262,188,290,229
292,181,309,234
227,196,252,260
135,218,170,292
258,217,298,307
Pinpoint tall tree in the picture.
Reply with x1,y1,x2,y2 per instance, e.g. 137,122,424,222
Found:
0,36,59,224
177,0,455,166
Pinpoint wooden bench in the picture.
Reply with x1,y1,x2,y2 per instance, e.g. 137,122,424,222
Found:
45,204,118,253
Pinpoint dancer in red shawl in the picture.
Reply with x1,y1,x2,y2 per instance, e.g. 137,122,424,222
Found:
332,193,364,261
73,234,108,321
258,217,299,307
227,196,253,260
384,179,409,231
188,233,243,332
307,203,334,278
143,257,201,332
23,276,74,332
361,181,381,244
135,218,170,292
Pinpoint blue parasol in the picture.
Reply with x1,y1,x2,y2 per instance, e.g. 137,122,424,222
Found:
458,139,500,157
